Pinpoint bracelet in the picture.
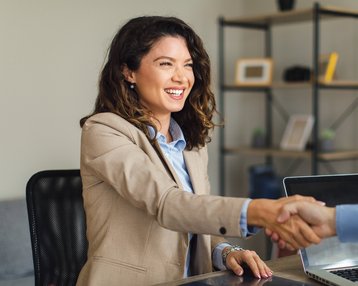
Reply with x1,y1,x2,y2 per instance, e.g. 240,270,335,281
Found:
222,245,244,266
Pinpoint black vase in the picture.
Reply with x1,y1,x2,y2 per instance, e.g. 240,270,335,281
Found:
277,0,295,11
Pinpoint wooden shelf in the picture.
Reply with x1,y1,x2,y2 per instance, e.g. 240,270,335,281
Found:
319,150,358,161
224,6,358,26
224,146,358,161
222,84,269,92
223,80,358,91
319,80,358,89
224,146,311,158
271,82,312,89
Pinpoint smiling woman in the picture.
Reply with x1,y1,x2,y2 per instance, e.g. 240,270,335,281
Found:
79,16,216,150
76,16,319,286
122,36,195,132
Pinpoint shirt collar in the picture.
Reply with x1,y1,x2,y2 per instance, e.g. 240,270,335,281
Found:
148,118,186,151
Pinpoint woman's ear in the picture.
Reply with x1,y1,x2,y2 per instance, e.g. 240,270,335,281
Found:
122,65,136,83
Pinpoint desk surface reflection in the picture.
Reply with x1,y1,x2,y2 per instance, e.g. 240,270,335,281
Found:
155,255,321,286
181,272,315,286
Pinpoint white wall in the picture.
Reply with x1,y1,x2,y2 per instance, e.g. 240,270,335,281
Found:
1,0,357,205
0,0,244,200
2,0,357,261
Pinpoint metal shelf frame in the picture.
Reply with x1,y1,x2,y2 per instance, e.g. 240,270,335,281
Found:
218,3,358,196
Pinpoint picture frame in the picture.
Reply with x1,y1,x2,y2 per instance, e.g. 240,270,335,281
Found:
280,115,314,151
235,58,273,86
318,52,339,83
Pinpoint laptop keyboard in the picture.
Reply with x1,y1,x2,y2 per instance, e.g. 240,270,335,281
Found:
331,268,358,282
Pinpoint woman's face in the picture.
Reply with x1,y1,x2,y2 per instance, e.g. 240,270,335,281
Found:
128,36,195,122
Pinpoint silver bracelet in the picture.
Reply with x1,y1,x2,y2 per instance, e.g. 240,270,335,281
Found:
222,245,244,266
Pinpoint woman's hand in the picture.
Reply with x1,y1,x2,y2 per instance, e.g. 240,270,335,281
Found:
224,248,272,279
266,200,336,249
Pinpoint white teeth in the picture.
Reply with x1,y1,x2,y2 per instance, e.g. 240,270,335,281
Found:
165,89,183,96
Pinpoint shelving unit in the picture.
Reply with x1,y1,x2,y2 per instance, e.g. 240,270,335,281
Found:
218,3,358,196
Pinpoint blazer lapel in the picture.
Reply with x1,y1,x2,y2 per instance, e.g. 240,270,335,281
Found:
152,141,184,189
152,141,204,196
183,150,204,195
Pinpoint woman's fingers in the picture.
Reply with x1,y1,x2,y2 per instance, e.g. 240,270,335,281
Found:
226,250,273,279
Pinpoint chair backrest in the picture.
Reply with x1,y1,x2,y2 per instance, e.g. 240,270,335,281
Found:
26,170,88,286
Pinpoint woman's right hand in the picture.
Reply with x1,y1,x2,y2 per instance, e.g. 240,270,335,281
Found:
247,196,323,249
266,201,336,249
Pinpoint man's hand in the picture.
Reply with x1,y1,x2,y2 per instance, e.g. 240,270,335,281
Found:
247,195,322,249
266,200,336,249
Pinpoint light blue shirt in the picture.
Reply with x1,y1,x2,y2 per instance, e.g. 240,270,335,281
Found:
148,119,194,277
336,204,358,242
148,118,253,275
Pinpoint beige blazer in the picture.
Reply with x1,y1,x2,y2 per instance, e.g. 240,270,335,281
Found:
77,112,246,286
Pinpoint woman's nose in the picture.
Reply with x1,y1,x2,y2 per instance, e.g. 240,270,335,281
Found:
172,67,186,82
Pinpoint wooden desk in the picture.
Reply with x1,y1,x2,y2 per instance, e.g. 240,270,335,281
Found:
265,254,320,284
156,254,322,285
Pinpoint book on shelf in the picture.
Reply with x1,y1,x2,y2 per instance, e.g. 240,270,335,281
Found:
323,52,339,83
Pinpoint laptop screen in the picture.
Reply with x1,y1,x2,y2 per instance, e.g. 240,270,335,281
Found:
283,174,358,269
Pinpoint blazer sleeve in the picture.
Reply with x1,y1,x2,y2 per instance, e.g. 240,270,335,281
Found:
81,113,246,237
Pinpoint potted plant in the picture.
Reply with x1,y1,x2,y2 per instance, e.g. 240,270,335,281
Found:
320,128,335,152
251,127,266,148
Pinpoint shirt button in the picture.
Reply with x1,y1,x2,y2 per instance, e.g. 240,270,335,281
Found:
219,227,227,235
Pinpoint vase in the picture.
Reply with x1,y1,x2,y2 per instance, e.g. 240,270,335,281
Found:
251,135,266,148
320,139,334,152
277,0,295,11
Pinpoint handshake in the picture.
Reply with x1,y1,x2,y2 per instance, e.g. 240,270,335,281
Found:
247,195,337,250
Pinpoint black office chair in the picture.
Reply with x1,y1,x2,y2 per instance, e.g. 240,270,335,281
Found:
26,169,88,286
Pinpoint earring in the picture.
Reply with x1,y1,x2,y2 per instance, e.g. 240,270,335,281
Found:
130,83,135,89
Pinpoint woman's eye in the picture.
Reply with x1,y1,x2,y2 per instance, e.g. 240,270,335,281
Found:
185,63,193,68
159,61,172,66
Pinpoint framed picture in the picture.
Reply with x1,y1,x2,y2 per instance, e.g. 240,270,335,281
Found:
235,58,273,86
280,115,314,151
319,52,339,83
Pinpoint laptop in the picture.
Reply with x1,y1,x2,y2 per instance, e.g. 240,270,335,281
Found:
283,173,358,286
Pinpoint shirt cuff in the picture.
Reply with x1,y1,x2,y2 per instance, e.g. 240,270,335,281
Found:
212,242,231,270
336,204,358,242
240,198,261,237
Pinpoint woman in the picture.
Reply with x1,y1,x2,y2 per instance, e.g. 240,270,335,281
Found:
78,16,318,286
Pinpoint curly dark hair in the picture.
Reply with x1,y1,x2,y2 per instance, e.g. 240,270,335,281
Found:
80,16,218,150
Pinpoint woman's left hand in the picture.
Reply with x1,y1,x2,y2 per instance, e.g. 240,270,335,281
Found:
225,248,272,279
